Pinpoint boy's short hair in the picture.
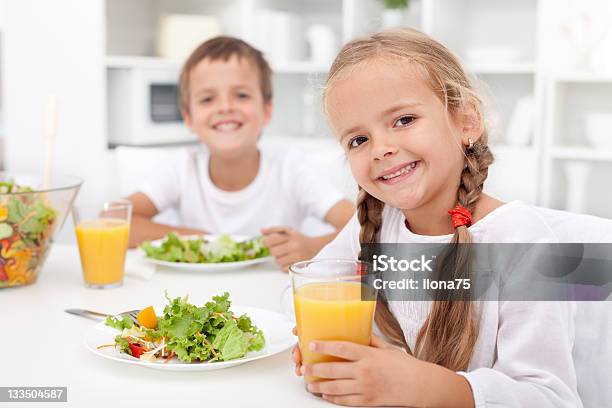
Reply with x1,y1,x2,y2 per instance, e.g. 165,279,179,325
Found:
179,36,273,112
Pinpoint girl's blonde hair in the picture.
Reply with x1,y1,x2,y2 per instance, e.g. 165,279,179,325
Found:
323,28,495,371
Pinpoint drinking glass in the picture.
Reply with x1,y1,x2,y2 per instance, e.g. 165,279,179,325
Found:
72,200,132,288
289,259,377,384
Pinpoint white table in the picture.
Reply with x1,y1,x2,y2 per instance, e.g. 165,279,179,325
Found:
0,244,329,407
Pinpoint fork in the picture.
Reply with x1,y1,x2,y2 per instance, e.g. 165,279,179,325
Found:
64,308,141,326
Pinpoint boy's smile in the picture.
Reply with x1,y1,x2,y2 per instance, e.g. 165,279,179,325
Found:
183,56,272,159
211,117,244,133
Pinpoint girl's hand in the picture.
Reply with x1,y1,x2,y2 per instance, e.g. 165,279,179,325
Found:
301,335,427,407
261,227,320,272
291,326,303,376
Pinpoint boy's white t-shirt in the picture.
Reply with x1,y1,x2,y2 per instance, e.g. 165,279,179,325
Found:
139,145,345,236
315,201,594,408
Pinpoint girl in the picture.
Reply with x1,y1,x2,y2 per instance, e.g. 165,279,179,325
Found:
292,29,582,407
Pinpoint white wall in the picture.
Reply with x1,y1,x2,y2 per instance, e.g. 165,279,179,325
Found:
3,0,110,207
0,0,5,159
0,0,5,30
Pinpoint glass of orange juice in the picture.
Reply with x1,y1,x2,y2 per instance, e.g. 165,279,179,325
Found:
72,200,132,289
289,259,378,386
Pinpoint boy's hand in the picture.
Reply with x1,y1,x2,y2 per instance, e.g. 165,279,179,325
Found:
261,227,320,272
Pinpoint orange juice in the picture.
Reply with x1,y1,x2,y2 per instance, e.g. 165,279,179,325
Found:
75,218,129,287
294,282,376,383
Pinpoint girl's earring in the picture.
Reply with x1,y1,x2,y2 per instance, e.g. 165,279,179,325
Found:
467,138,474,150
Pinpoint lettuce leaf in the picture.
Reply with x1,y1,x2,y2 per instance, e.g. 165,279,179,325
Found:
140,233,269,264
212,320,249,361
107,291,265,363
160,292,264,362
105,314,134,330
114,335,132,355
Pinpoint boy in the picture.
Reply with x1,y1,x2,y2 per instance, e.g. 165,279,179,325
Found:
127,36,354,271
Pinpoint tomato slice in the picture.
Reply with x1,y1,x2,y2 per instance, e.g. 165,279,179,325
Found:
128,341,145,358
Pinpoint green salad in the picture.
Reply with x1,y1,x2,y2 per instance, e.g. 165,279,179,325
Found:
103,292,265,363
0,180,57,287
140,233,269,263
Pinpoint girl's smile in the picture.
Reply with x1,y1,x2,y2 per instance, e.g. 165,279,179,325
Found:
377,160,420,184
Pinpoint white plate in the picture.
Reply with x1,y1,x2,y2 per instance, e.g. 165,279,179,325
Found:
141,234,273,272
84,305,296,371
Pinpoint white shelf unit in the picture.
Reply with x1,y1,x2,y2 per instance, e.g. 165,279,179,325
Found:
102,0,541,134
99,0,612,216
2,0,610,219
102,0,547,204
551,147,612,162
541,75,612,218
104,0,349,146
466,62,536,76
106,55,331,74
423,0,538,66
419,0,541,205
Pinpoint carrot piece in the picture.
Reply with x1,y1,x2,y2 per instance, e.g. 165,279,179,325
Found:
136,306,158,329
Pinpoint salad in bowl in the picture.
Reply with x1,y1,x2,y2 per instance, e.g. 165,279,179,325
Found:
0,174,81,288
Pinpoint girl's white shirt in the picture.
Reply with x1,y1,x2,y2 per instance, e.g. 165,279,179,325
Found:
315,201,591,408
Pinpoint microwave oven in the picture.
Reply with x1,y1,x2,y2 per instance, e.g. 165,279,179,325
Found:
107,66,197,146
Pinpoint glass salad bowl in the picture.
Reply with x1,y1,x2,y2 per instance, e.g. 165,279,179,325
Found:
0,173,82,288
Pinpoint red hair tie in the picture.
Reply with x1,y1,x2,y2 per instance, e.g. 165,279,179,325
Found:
448,205,472,229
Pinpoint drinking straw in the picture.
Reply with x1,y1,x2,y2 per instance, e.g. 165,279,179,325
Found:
42,94,58,191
